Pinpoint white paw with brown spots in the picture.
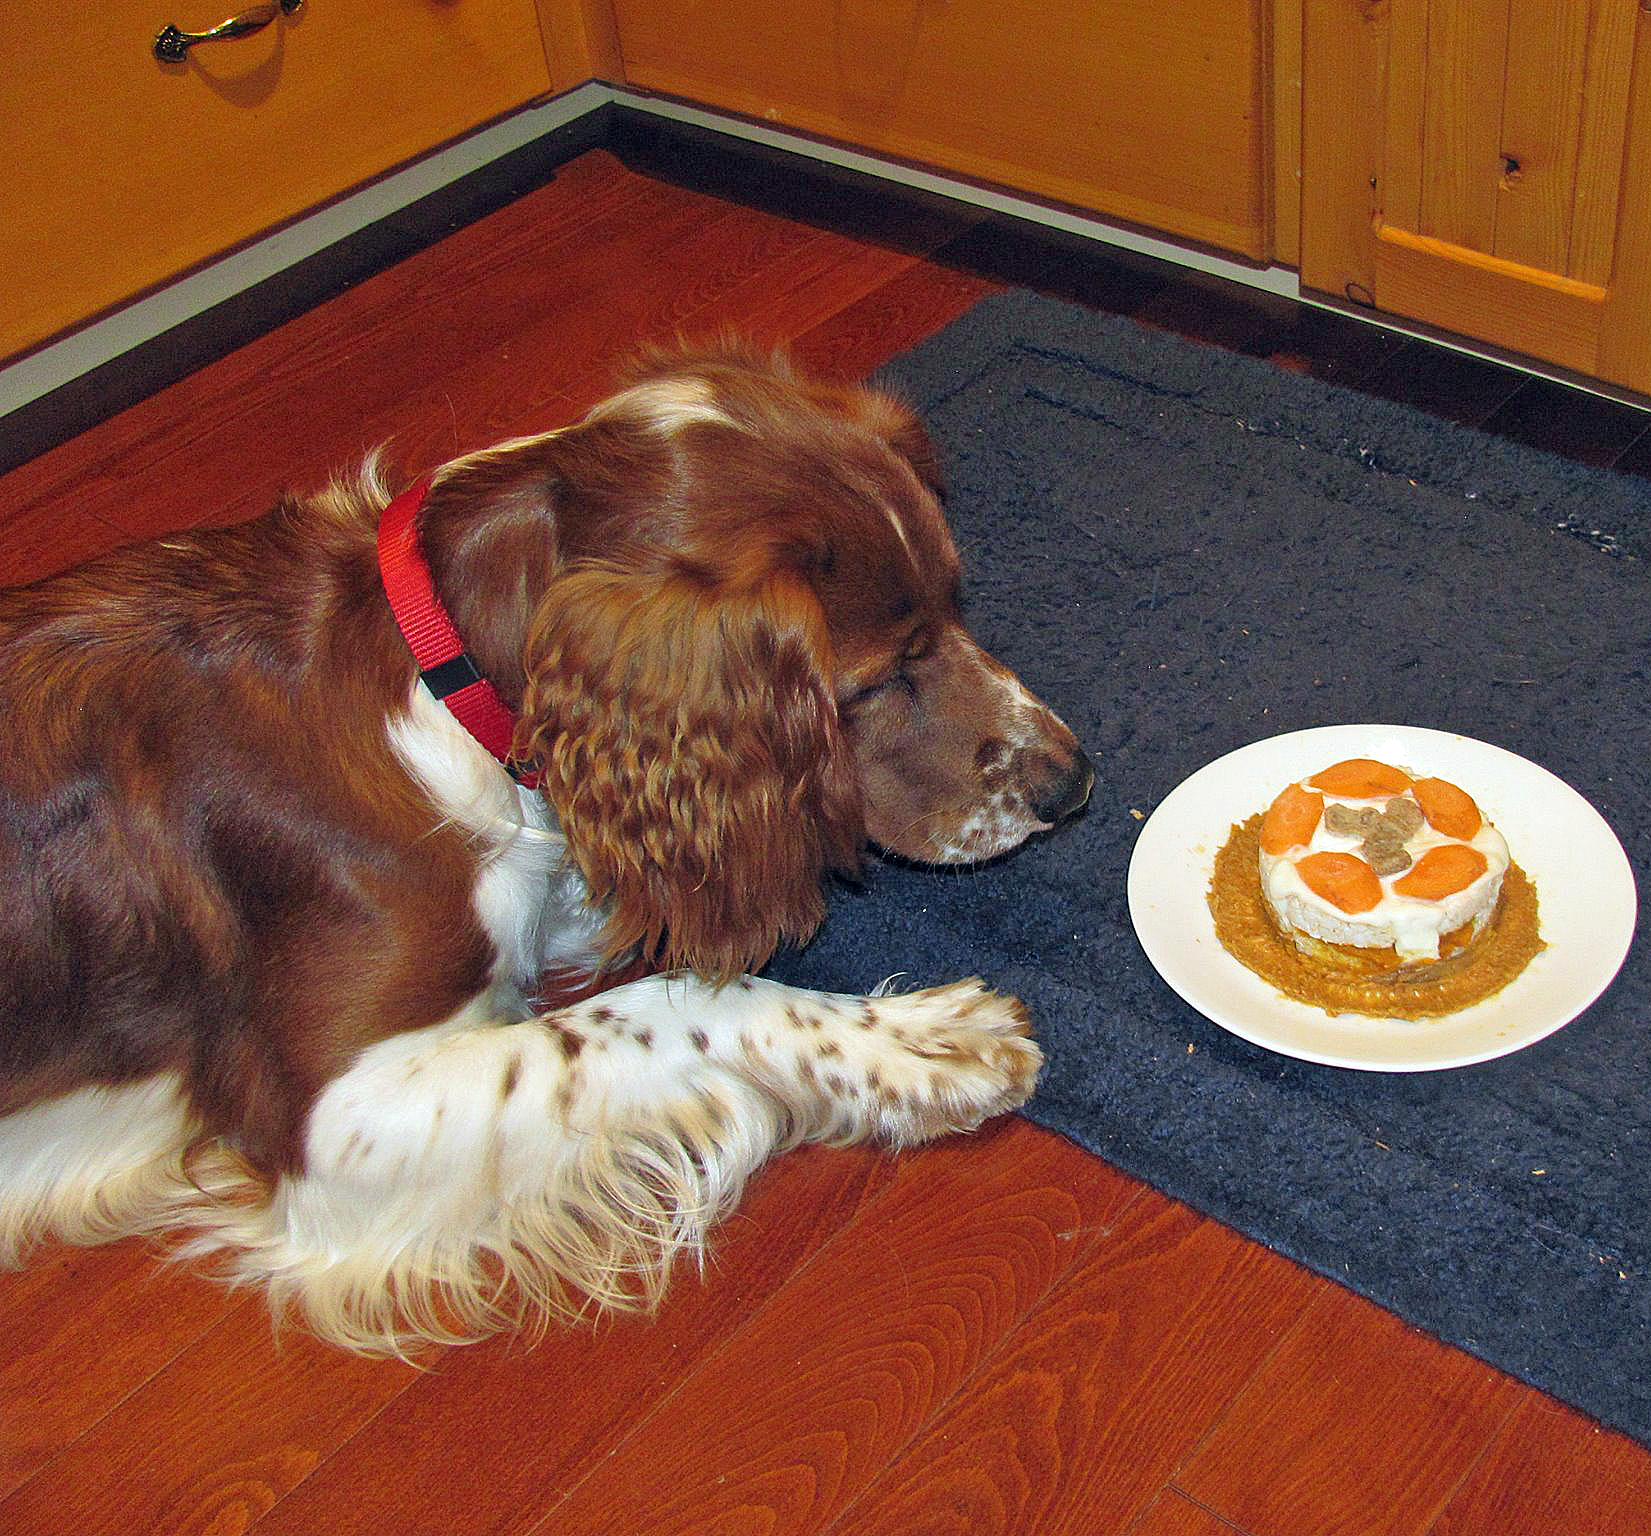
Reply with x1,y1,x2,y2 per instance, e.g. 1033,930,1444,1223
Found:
841,978,1042,1144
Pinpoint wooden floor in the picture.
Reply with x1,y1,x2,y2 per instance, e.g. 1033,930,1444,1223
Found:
3,138,1649,1536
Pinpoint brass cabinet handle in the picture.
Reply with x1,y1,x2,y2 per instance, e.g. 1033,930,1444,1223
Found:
154,0,302,61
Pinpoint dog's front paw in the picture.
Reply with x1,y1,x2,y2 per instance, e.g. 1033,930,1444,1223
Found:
863,978,1042,1144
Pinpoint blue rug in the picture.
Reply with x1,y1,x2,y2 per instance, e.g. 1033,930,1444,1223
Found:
766,290,1650,1445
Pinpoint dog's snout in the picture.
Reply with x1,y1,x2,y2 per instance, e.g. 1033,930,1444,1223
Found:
1032,749,1094,825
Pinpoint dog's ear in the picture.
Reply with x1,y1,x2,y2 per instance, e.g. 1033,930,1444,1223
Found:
810,382,946,497
517,566,864,983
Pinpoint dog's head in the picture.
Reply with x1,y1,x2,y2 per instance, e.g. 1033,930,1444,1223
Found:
425,343,1091,981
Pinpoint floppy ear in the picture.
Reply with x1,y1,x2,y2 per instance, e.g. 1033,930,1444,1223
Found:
517,566,864,983
809,381,947,496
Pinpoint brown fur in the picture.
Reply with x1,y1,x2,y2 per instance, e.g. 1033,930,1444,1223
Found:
0,341,1089,1187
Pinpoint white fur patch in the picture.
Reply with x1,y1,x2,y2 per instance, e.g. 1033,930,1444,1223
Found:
586,378,738,436
0,968,1036,1355
177,982,778,1348
386,681,607,986
0,1075,198,1265
169,971,1037,1352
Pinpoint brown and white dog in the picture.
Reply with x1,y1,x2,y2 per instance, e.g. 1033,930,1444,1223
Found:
0,343,1090,1353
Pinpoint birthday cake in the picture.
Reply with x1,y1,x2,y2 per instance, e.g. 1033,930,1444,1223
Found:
1207,756,1543,1017
1258,758,1508,967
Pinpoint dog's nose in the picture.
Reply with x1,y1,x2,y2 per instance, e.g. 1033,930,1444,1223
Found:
1033,750,1094,824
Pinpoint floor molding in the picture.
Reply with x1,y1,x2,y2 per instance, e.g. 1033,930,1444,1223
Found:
621,92,1303,300
5,85,1644,473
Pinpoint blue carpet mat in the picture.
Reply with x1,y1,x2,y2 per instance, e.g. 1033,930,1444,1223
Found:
766,290,1650,1445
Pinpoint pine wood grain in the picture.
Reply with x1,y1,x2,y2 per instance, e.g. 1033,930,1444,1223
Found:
1,151,941,571
1494,0,1590,276
1383,0,1428,239
1126,1490,1251,1536
0,505,139,589
538,229,939,424
1566,0,1639,288
0,151,668,550
791,261,1004,384
820,1194,1324,1536
1268,0,1305,269
1300,0,1384,300
251,1144,898,1536
1430,1389,1651,1536
0,1241,239,1499
1596,10,1651,395
1173,1285,1527,1536
0,1301,420,1536
611,0,1273,256
1418,0,1509,256
542,1121,1141,1535
536,0,625,91
1301,0,1651,387
4,0,552,359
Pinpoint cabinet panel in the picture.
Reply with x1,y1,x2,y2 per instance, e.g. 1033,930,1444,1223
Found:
612,0,1273,260
2,0,555,360
1302,0,1651,393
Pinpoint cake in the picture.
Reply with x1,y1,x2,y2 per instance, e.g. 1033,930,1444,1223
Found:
1258,757,1509,967
1206,754,1543,1018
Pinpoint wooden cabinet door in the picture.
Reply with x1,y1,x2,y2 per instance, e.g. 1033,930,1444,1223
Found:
1,0,555,362
1302,0,1651,393
612,0,1274,260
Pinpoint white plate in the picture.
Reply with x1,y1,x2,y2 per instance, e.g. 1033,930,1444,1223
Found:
1126,725,1638,1072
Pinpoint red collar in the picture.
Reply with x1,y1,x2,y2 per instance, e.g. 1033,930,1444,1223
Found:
377,477,543,790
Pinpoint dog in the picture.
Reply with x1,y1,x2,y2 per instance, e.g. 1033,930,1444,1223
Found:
0,343,1091,1353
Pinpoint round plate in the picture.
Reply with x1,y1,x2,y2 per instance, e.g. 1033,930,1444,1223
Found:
1126,725,1638,1071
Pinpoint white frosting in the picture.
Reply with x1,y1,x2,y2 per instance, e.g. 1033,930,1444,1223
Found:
1260,772,1509,962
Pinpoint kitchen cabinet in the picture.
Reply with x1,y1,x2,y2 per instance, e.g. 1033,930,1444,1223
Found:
610,0,1279,261
11,0,1651,397
2,0,564,361
1302,0,1651,392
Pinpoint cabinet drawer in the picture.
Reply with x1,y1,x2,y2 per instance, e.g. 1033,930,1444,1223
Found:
2,0,554,360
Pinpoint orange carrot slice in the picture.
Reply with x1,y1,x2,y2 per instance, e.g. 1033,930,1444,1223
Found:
1412,777,1482,840
1393,844,1489,900
1261,783,1324,854
1307,758,1413,798
1297,851,1384,913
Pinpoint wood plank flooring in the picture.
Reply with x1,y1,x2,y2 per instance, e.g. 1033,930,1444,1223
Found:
2,142,1648,1536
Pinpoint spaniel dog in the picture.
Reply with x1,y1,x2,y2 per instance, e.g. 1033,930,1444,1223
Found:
0,343,1090,1353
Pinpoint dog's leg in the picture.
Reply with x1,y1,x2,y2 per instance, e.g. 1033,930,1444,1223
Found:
180,973,1037,1353
650,971,1044,1148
